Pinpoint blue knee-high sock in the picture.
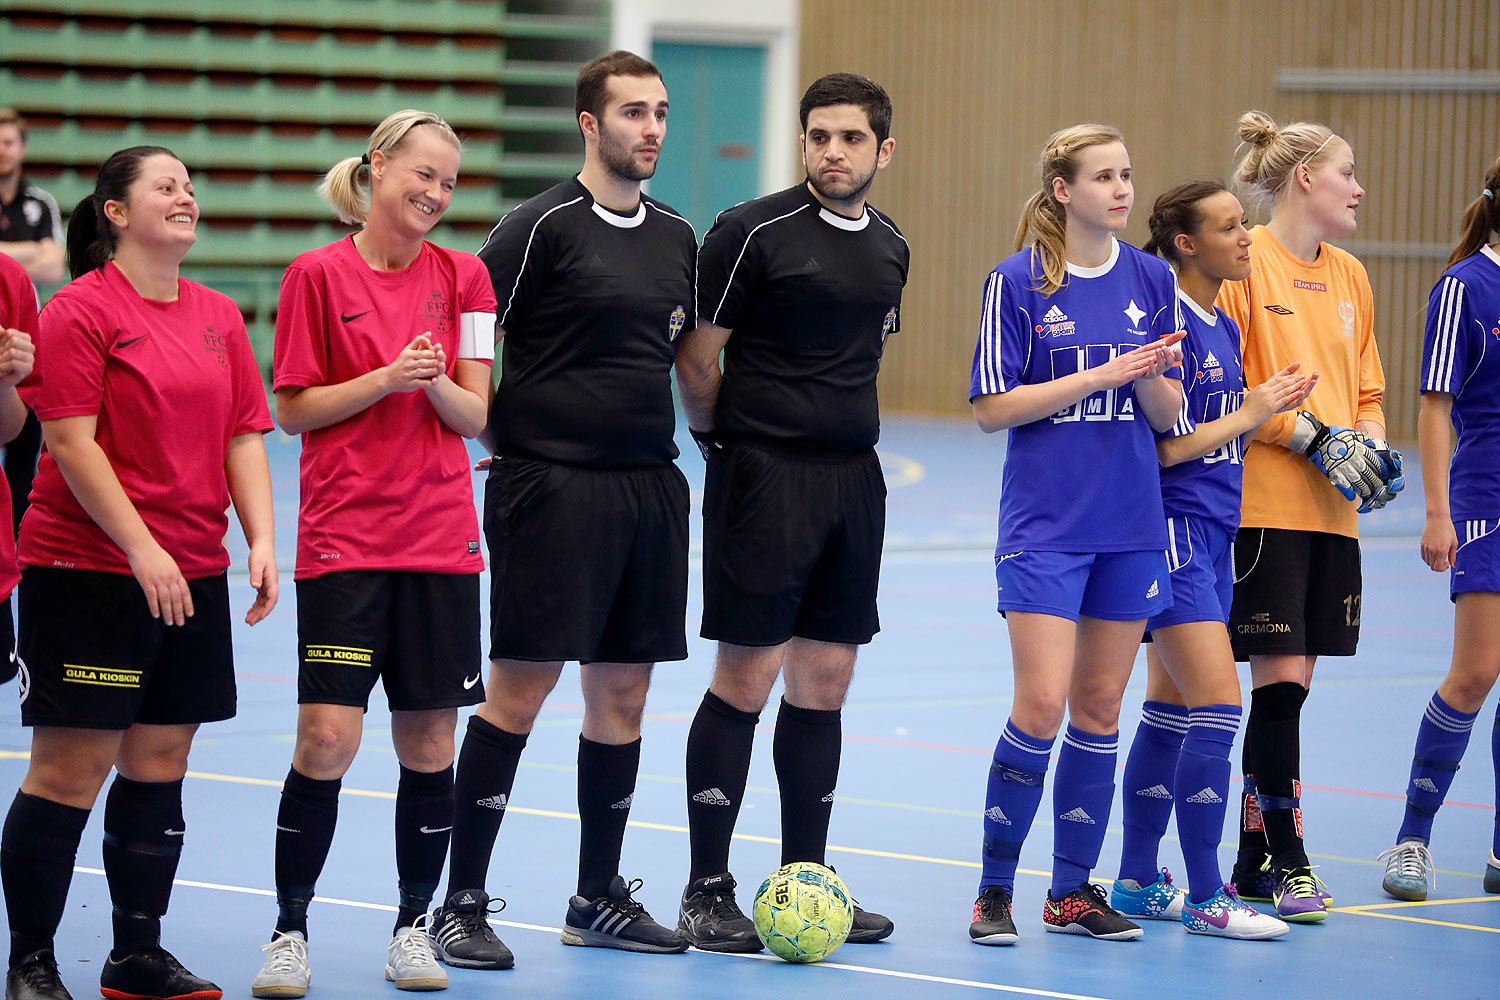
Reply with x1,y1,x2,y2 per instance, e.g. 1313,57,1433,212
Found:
1176,705,1241,904
1491,707,1500,857
1117,701,1188,884
1396,692,1479,844
979,720,1054,894
1051,725,1118,898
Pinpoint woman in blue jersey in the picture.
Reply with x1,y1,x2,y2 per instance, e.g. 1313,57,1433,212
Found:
1108,181,1312,940
967,124,1186,945
1377,154,1500,901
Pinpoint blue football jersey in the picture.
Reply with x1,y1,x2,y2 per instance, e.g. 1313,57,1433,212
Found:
970,238,1183,553
1421,245,1500,519
1158,291,1246,532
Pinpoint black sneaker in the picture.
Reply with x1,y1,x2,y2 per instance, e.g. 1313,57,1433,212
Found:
6,950,73,1000
823,865,893,943
1041,881,1142,941
677,873,762,953
430,888,515,970
560,875,690,954
969,886,1018,946
99,945,222,999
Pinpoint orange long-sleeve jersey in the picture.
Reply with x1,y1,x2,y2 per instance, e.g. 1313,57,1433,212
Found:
1216,226,1386,539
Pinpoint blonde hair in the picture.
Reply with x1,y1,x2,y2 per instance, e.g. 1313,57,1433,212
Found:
1013,123,1125,296
1233,110,1341,208
319,109,463,225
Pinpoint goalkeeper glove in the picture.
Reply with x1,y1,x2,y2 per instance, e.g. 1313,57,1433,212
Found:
1358,437,1405,512
1287,411,1382,504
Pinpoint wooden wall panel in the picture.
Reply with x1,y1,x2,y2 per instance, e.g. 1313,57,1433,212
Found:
800,0,1500,439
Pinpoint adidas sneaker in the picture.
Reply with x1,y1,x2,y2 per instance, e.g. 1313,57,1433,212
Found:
561,876,689,954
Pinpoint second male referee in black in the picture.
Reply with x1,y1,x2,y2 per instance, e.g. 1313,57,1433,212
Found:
674,72,909,951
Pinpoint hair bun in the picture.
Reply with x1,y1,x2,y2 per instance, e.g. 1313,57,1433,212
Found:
1236,110,1279,148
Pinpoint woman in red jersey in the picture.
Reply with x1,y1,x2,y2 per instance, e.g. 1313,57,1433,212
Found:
251,110,495,998
0,145,276,1000
0,251,36,685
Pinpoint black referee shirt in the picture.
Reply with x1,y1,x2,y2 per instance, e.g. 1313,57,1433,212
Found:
479,177,697,469
0,177,62,245
698,183,909,453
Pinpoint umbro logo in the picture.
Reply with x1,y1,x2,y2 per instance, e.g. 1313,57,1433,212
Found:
1043,305,1068,323
1413,777,1440,793
1185,787,1224,804
1136,784,1172,799
477,794,508,811
1145,580,1159,599
692,787,732,806
1264,304,1294,315
1060,807,1095,824
611,794,634,810
985,805,1011,825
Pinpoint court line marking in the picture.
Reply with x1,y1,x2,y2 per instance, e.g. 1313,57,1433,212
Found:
70,866,1115,1000
1330,895,1500,933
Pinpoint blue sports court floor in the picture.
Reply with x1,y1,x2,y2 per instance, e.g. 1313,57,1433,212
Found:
1,415,1494,1000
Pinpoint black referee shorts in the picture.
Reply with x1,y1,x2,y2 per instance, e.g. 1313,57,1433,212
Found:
484,455,689,664
0,596,17,685
1229,527,1362,660
296,570,482,711
701,442,885,647
17,567,236,730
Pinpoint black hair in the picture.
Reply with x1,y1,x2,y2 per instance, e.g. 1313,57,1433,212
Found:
798,73,893,144
65,145,179,280
1446,153,1500,270
1142,179,1231,266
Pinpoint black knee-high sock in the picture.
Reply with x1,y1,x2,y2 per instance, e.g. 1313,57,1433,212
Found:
102,776,185,957
446,715,527,900
772,699,842,867
394,765,454,933
1250,682,1309,868
1236,703,1268,869
686,691,760,882
576,736,641,899
2,791,90,966
274,767,341,937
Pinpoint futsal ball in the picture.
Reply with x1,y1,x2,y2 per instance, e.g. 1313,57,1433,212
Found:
753,862,854,963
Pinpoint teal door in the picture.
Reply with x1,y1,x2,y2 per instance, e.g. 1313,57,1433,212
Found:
650,41,765,239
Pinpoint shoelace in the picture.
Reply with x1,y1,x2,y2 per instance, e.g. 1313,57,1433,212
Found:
606,878,647,917
453,896,507,933
977,887,1011,919
17,956,64,990
1376,842,1437,890
1282,869,1322,898
703,889,747,921
396,914,440,966
259,932,308,974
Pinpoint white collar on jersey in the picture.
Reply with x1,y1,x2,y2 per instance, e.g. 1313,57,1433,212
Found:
818,206,870,231
1177,287,1218,327
1483,244,1500,270
1064,236,1120,278
591,200,646,228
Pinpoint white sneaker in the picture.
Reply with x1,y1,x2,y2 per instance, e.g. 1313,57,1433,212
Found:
386,914,448,992
1181,884,1289,940
252,930,311,999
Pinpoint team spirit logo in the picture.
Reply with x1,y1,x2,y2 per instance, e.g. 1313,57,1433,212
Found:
425,289,453,336
881,306,898,342
1338,300,1356,337
1035,304,1075,338
668,304,686,341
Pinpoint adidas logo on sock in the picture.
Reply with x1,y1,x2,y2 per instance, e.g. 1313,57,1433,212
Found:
985,805,1011,825
1060,807,1095,824
611,794,635,810
1185,787,1224,804
1413,777,1440,793
1145,580,1159,599
1136,784,1172,799
1043,305,1068,323
477,794,508,811
692,787,732,806
821,790,836,803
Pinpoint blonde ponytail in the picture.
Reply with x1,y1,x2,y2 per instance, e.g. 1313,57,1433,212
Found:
318,109,463,226
1013,123,1124,297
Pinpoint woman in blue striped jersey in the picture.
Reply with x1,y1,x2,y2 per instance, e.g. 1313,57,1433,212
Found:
1378,154,1500,901
1110,180,1312,940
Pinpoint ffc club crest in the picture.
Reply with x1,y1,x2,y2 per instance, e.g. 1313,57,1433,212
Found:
668,304,686,341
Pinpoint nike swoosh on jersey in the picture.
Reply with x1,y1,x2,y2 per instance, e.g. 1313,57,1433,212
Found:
341,310,373,322
116,336,147,348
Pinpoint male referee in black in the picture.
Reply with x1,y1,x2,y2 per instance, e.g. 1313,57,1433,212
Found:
430,51,696,966
674,72,909,951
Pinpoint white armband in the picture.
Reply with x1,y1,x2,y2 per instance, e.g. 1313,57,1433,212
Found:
459,311,496,361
